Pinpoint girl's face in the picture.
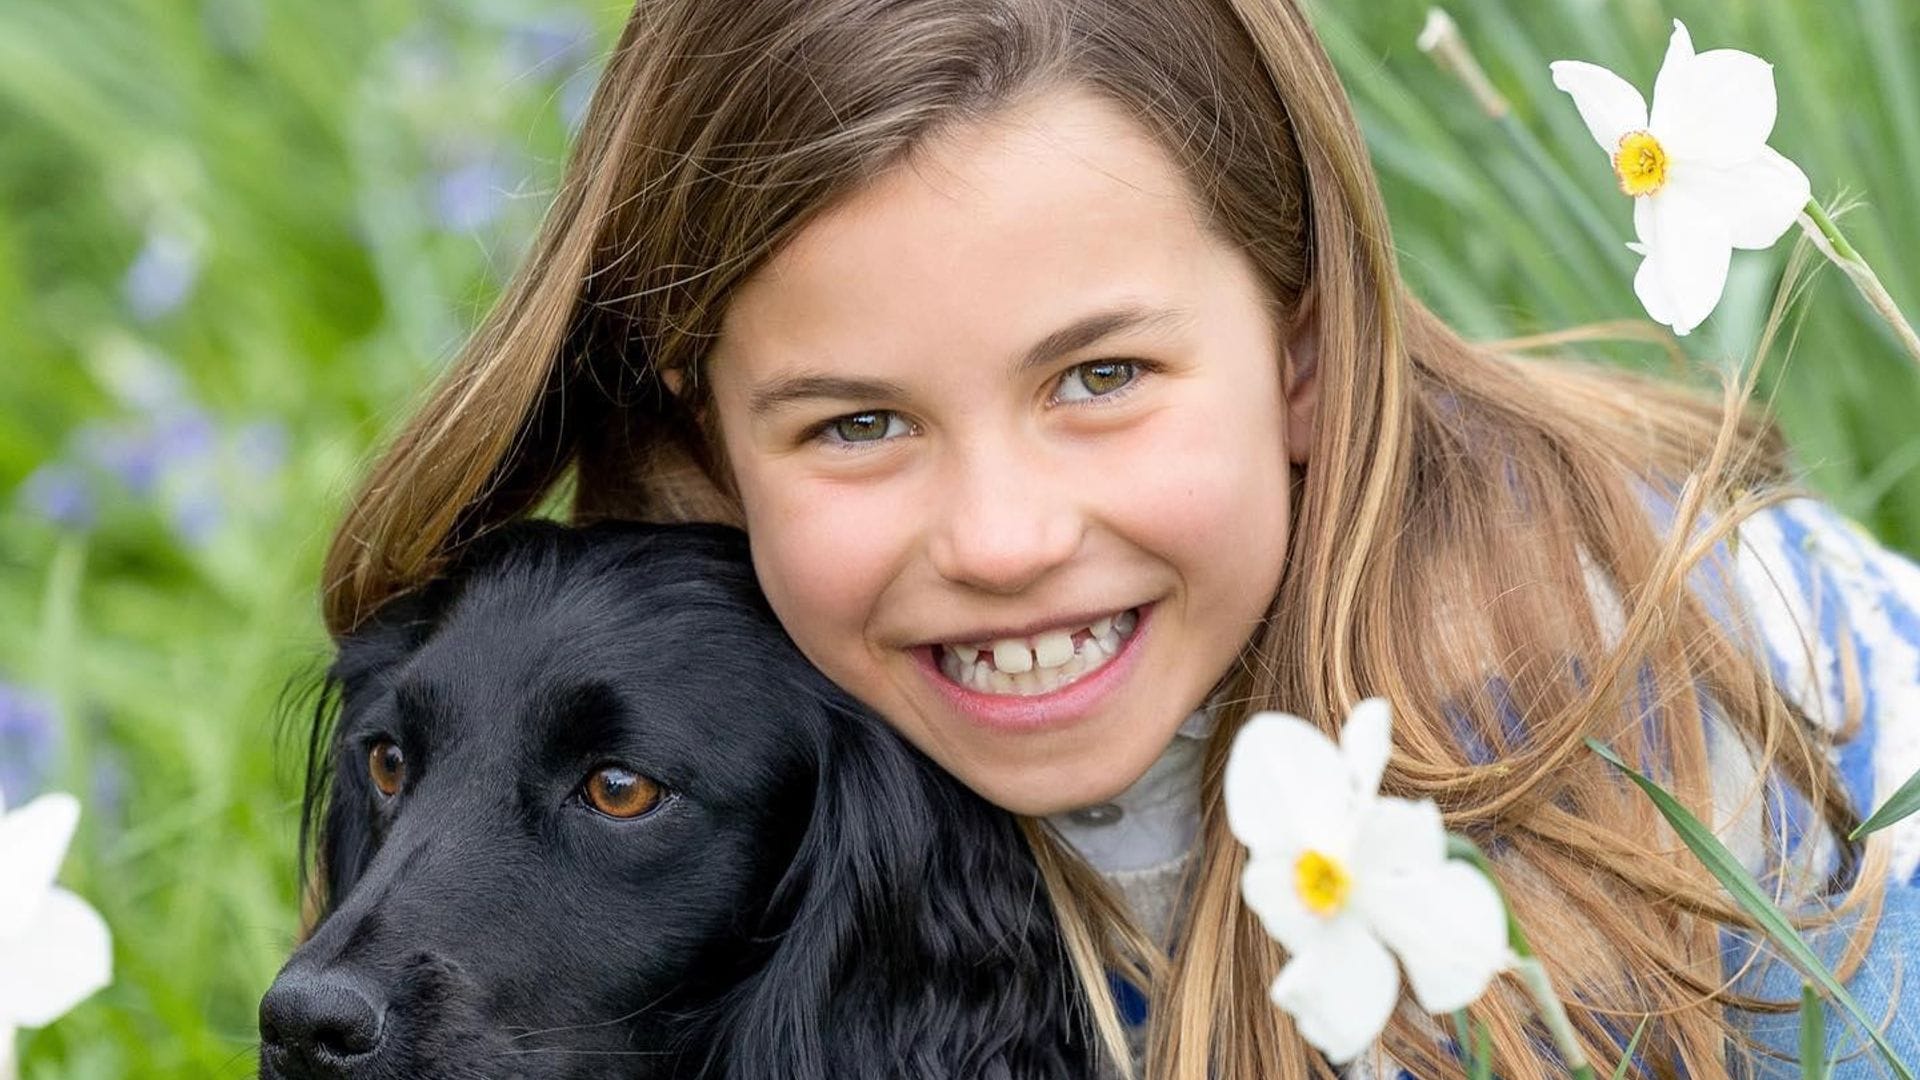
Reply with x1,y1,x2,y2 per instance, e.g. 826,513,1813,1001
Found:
706,88,1318,815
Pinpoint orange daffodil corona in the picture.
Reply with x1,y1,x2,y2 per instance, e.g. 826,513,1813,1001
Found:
1224,699,1512,1064
1550,20,1810,337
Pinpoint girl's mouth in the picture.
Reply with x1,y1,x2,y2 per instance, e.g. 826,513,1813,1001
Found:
932,606,1143,697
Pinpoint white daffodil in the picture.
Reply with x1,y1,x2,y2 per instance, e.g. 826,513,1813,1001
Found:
0,792,112,1080
1550,20,1810,337
1225,699,1510,1064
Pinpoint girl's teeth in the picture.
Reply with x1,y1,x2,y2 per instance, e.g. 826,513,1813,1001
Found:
952,643,979,664
1091,615,1112,639
1114,609,1137,635
992,640,1034,674
1032,630,1074,669
941,615,1135,697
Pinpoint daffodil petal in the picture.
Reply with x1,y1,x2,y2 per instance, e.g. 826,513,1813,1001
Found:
1225,711,1354,855
1629,199,1681,329
1638,195,1732,337
1548,61,1649,157
1650,46,1778,167
1363,862,1511,1014
1242,853,1341,958
1269,919,1400,1065
1648,19,1697,120
0,794,80,940
1340,698,1393,800
1352,797,1446,883
0,887,112,1027
1664,149,1810,251
1631,248,1683,333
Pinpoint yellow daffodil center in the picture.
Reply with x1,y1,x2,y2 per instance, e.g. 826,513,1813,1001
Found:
1612,130,1669,196
1293,850,1352,915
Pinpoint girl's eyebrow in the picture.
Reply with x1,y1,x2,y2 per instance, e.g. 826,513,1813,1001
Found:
745,302,1192,418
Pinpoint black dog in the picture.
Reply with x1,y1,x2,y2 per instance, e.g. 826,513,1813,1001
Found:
260,521,1095,1080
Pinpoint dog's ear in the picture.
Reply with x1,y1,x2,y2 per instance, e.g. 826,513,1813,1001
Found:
710,701,1096,1080
294,580,453,936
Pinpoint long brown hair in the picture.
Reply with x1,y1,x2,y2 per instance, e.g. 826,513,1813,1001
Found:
320,1,1884,1075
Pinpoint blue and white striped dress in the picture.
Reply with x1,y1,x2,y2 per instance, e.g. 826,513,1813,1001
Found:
1059,496,1920,1078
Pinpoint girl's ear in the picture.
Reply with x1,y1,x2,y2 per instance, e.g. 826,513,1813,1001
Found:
1283,295,1321,465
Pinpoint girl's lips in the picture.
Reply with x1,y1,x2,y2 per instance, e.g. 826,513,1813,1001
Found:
912,603,1154,734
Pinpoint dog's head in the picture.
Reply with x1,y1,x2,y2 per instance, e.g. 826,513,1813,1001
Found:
260,521,1093,1080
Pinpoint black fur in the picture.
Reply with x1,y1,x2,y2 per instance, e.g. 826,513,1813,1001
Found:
261,521,1095,1079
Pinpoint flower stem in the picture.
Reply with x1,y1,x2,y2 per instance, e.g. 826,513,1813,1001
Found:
1798,200,1920,370
1418,7,1635,281
1447,836,1598,1079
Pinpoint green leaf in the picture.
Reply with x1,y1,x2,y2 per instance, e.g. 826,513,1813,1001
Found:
1610,1016,1649,1080
1586,738,1915,1080
1851,765,1920,840
1454,1010,1495,1080
1800,984,1830,1080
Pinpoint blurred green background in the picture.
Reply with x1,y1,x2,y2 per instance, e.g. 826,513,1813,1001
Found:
2,0,1915,1075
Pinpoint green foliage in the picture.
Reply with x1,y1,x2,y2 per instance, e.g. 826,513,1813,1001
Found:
1589,739,1912,1080
1801,986,1830,1080
1,0,1915,1074
1314,0,1920,548
1852,766,1920,840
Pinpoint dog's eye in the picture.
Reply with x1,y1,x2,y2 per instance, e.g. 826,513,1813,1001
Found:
583,765,664,819
368,739,407,797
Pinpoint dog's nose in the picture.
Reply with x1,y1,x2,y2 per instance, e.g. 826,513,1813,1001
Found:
258,967,385,1076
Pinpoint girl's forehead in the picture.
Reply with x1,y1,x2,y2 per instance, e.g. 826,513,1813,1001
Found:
714,89,1221,367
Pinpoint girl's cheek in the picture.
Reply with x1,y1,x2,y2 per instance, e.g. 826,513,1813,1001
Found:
750,474,910,641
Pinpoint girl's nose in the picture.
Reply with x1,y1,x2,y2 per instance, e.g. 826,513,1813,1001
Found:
926,447,1083,595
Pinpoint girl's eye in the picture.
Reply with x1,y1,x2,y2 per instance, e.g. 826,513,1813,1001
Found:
582,765,666,819
1055,359,1139,403
820,410,910,446
368,740,406,798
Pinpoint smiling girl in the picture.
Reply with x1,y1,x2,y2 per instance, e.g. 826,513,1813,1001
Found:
317,0,1920,1076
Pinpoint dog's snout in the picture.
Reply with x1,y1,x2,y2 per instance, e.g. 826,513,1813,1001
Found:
259,967,385,1076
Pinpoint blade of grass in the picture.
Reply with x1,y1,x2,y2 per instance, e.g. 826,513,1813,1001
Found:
1800,985,1830,1080
1610,1016,1648,1080
1850,766,1920,840
1587,738,1915,1080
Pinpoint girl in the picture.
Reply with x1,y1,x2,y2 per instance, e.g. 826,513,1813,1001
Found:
317,0,1920,1076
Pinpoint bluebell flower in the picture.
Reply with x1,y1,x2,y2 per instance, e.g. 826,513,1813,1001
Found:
0,683,59,804
153,408,217,464
233,420,289,480
167,482,224,548
434,157,513,232
121,227,203,322
88,749,128,834
77,423,162,496
560,66,598,132
16,465,97,532
502,12,595,80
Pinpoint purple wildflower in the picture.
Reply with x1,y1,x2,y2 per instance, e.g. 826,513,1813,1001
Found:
153,408,218,464
502,12,596,80
560,67,598,132
17,464,97,531
78,422,162,496
168,482,224,547
0,683,60,805
121,227,204,321
234,420,289,480
434,158,513,232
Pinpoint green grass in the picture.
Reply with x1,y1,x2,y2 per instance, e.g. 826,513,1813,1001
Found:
1,0,1915,1075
